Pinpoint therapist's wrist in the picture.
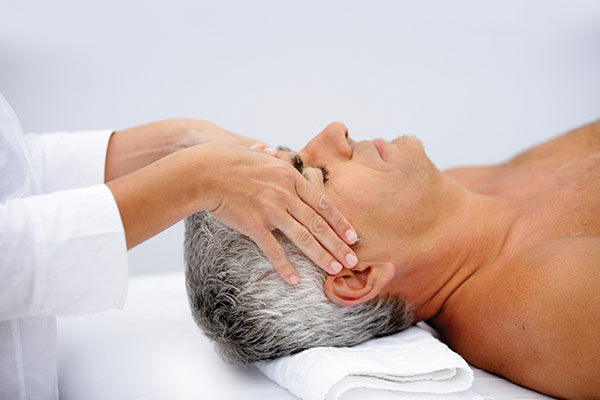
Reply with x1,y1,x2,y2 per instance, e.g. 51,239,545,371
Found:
185,143,257,214
170,118,261,149
166,119,218,148
184,143,225,213
107,143,226,249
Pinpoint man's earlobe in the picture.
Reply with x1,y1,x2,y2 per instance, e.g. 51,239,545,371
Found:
323,263,395,307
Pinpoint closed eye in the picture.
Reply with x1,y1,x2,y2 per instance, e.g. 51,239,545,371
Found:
319,166,329,184
291,153,327,185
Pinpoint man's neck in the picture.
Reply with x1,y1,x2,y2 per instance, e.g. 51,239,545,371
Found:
381,173,517,322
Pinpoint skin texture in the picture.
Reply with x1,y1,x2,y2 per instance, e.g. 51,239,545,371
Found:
274,121,600,399
103,119,358,284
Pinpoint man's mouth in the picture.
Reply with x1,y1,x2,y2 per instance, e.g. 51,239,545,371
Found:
372,139,385,160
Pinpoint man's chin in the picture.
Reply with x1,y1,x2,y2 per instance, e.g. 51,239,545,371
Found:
392,135,422,146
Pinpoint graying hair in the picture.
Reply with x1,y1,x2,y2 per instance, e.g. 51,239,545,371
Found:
184,212,413,366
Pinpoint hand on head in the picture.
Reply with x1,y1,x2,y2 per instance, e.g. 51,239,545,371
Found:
205,143,358,284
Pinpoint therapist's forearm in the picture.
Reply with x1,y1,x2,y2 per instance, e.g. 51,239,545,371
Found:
104,119,259,182
106,144,216,249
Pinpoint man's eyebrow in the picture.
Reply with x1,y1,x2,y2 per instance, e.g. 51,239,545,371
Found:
275,146,304,176
291,154,303,174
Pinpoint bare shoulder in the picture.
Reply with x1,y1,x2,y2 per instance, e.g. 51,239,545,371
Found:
444,120,600,192
505,120,600,170
475,237,600,399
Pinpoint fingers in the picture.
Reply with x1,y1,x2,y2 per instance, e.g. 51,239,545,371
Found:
208,146,358,285
294,176,358,253
251,227,300,284
280,215,345,275
249,143,266,150
296,177,357,245
283,199,357,274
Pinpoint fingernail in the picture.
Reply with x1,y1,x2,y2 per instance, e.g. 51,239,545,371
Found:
330,261,343,274
345,229,357,244
264,146,277,156
250,143,265,150
345,253,358,267
289,275,299,285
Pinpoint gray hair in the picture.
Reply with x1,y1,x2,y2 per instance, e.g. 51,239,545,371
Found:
184,212,413,366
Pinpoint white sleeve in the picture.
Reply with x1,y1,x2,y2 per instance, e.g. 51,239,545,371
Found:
23,130,114,192
0,184,128,320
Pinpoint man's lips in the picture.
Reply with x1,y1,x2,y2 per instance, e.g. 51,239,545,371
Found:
372,139,385,160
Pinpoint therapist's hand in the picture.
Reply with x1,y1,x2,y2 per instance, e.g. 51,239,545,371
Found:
204,144,358,284
105,119,262,182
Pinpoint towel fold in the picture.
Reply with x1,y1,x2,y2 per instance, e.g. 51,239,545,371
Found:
255,325,484,400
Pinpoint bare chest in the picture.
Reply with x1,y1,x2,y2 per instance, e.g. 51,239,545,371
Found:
432,236,600,396
443,154,600,353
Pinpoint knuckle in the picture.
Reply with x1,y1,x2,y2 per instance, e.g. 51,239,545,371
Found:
267,245,286,261
278,164,296,179
297,227,313,246
267,186,293,204
333,215,346,230
279,189,295,204
251,227,271,243
263,201,282,215
319,253,333,267
317,194,330,210
312,215,328,233
334,240,347,254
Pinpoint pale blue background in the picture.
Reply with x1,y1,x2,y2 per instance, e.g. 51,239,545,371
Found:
2,0,599,276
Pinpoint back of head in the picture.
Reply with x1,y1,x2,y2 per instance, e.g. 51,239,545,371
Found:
184,212,413,366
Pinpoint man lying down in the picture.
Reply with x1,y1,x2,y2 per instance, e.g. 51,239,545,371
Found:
184,121,600,400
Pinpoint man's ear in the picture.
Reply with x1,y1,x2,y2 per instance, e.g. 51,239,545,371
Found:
323,262,395,307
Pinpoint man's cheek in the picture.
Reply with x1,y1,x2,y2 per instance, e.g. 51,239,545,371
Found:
337,178,371,195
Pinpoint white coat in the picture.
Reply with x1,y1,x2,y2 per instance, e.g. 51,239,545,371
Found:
0,92,128,399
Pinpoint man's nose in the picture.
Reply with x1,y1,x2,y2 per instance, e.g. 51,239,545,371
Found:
303,122,351,162
326,122,349,138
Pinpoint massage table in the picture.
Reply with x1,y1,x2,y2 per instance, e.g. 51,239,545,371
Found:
57,272,556,399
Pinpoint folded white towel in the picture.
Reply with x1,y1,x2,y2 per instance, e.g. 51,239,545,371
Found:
255,325,484,400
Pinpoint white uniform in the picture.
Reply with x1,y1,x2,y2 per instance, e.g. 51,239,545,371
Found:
0,93,128,399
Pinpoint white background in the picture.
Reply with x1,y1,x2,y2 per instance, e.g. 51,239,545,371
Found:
1,0,599,276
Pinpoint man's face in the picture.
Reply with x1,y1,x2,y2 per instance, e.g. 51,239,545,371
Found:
277,122,441,264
